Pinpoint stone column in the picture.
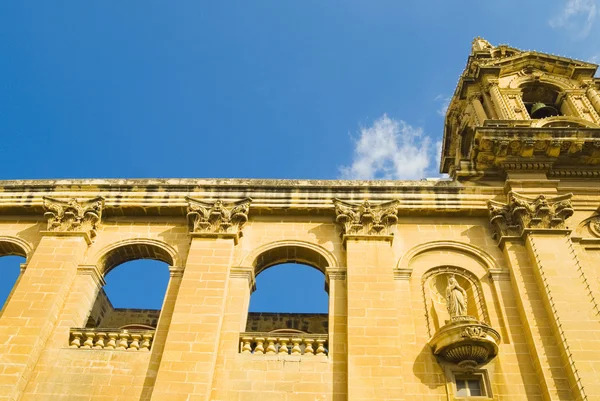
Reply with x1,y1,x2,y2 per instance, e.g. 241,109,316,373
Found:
334,199,404,400
489,192,600,400
586,85,600,115
0,197,102,401
468,93,488,125
486,79,510,119
150,198,251,401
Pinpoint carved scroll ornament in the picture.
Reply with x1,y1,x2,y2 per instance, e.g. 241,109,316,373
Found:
333,198,399,237
488,191,573,242
186,197,252,242
43,197,104,239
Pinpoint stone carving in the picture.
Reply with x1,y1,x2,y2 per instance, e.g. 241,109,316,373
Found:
488,191,573,241
333,198,399,236
446,275,467,318
589,216,600,237
186,197,252,240
461,325,487,339
43,197,104,238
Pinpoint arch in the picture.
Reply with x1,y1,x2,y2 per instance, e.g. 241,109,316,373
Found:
0,236,32,261
508,74,577,91
94,238,179,275
397,240,501,274
241,240,338,276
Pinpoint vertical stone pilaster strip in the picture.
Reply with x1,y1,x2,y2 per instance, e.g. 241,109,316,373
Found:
334,198,404,400
327,267,348,399
524,233,600,400
150,237,236,401
210,266,255,401
0,234,90,401
489,192,600,400
151,198,249,401
501,241,571,400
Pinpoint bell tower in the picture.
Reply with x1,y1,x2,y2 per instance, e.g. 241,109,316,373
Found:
441,38,600,182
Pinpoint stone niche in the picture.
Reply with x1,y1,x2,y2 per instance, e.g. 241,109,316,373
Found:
423,267,500,371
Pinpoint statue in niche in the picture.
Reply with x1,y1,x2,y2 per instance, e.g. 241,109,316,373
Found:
446,275,467,317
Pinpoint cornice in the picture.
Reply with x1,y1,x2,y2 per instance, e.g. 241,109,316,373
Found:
0,179,506,216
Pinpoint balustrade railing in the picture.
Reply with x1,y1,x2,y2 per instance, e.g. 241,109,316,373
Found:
69,328,154,351
239,332,328,356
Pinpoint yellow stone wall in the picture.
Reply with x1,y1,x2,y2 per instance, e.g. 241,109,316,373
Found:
0,178,598,401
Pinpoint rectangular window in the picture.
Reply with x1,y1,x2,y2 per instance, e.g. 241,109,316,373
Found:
455,375,485,397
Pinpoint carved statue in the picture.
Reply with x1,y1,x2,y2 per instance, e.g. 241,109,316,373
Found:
446,275,467,317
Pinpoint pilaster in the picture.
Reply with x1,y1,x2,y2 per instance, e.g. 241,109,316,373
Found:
489,192,600,400
150,198,250,401
0,197,101,401
334,199,405,400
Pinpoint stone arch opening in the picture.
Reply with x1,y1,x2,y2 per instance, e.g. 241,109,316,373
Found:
85,240,175,330
0,238,30,315
245,243,330,336
96,238,177,276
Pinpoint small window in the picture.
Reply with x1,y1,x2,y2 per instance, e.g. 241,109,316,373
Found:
455,373,488,397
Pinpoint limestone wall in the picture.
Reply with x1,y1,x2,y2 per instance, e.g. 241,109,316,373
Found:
0,179,599,400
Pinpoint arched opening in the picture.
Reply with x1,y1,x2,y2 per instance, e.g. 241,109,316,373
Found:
247,263,329,334
85,242,174,330
240,244,332,356
0,255,26,314
521,84,563,119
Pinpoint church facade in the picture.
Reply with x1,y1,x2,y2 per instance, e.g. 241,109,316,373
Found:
1,39,600,400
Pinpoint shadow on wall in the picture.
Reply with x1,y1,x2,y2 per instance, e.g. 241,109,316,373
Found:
412,344,446,390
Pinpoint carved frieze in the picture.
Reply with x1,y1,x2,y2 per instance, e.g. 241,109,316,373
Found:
43,197,104,240
186,197,252,243
333,198,399,241
488,192,573,242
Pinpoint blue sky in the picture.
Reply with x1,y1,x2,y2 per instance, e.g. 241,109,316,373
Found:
1,1,599,315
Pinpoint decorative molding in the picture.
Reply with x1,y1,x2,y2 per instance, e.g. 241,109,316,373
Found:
393,268,412,280
230,266,256,291
77,265,106,288
333,198,399,245
186,197,252,244
43,197,104,241
168,266,185,278
326,267,347,281
488,268,510,282
488,192,574,243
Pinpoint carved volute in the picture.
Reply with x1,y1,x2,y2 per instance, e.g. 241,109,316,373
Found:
332,198,399,244
186,197,252,244
488,191,573,244
43,196,104,241
440,38,600,180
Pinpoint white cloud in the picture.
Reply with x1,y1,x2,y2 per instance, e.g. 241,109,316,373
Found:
549,0,598,39
434,95,451,117
339,114,435,180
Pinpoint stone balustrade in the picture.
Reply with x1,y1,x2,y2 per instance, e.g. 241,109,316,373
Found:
69,328,154,351
239,332,328,356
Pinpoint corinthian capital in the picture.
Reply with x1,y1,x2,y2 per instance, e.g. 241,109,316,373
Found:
186,197,252,243
488,192,573,243
333,198,399,240
43,197,104,240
